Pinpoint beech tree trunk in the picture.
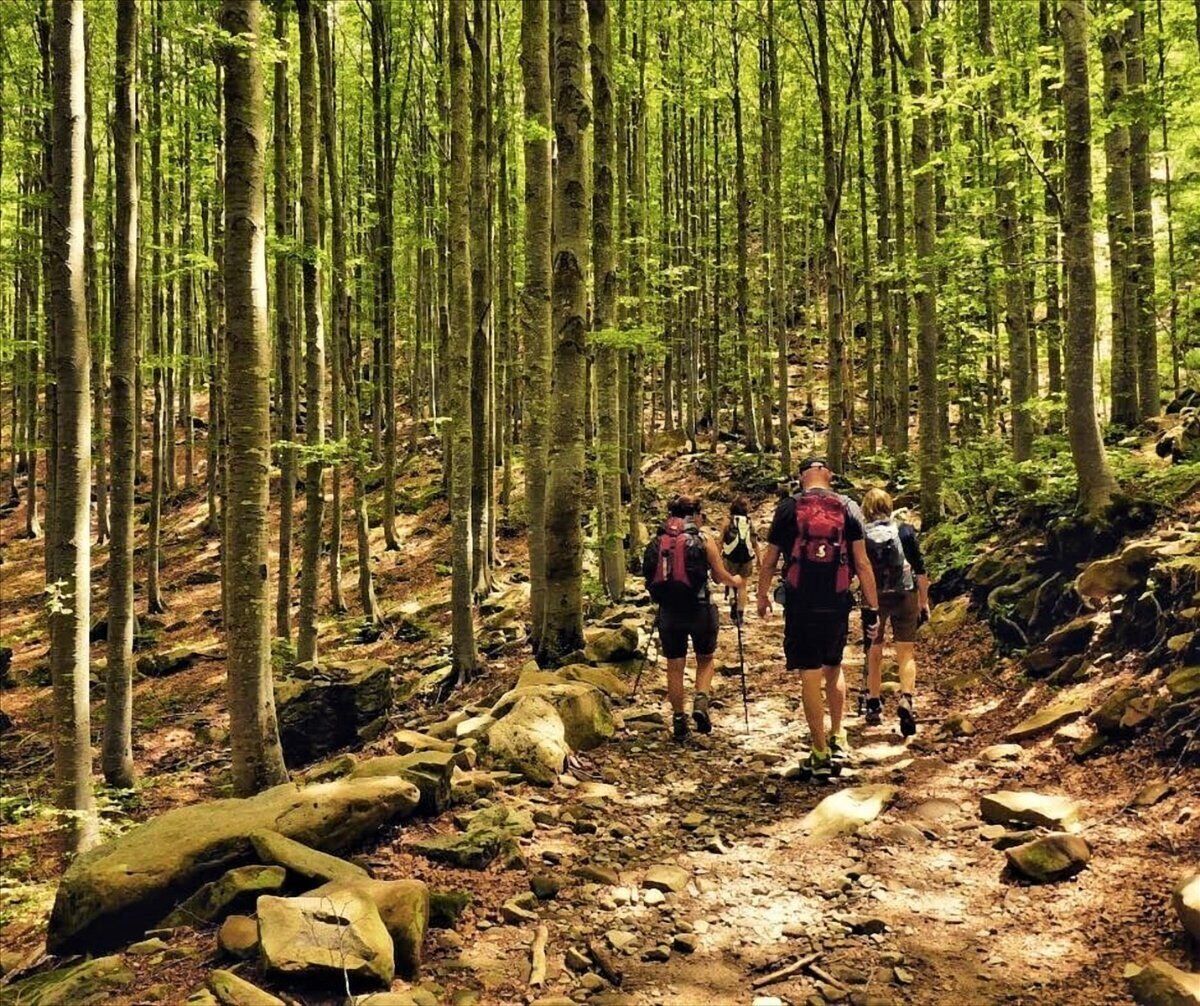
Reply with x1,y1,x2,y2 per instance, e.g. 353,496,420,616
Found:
48,0,97,853
1059,0,1116,513
731,1,759,452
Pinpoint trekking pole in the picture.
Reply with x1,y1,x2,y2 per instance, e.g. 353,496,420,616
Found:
631,610,659,699
732,598,750,733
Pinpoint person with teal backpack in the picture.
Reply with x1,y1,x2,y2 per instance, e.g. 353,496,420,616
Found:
860,487,931,737
720,496,758,625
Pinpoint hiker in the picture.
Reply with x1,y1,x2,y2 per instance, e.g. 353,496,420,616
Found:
861,487,930,736
756,457,881,780
720,496,758,622
643,495,744,742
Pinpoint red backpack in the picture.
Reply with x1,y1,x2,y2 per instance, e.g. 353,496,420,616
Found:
643,517,709,606
785,492,851,599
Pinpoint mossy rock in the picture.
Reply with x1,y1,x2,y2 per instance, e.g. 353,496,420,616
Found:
0,955,133,1006
160,864,285,927
428,890,472,928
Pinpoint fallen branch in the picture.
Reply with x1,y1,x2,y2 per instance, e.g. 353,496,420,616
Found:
807,961,847,991
530,924,548,987
587,938,624,988
751,952,821,989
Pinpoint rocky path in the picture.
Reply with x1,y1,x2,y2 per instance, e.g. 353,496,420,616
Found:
393,597,1197,1006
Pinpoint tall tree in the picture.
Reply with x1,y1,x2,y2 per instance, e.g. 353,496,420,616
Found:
48,0,97,853
870,0,898,454
448,0,479,680
589,0,625,602
221,0,289,794
730,0,759,452
295,0,326,665
541,0,591,664
1060,0,1116,513
1102,0,1139,426
146,0,166,613
104,0,138,789
520,0,553,648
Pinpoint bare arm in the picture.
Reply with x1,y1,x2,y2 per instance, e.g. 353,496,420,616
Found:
851,540,880,609
704,536,742,589
757,542,782,615
917,573,931,612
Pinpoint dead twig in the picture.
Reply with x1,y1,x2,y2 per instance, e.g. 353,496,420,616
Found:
751,952,822,989
529,924,548,987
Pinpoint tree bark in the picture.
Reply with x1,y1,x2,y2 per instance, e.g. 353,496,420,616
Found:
296,0,326,665
220,0,289,795
731,0,759,452
104,0,138,789
541,0,590,665
49,0,97,852
146,0,165,613
1059,0,1116,513
870,0,897,454
1039,0,1063,406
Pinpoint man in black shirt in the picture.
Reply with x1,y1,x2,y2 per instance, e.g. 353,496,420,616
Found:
757,458,881,779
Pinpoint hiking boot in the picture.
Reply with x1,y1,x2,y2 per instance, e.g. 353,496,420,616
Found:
801,747,834,783
865,696,883,726
672,712,690,743
829,730,851,767
898,693,917,737
692,692,713,734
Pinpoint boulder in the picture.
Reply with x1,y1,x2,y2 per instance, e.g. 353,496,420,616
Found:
136,644,223,678
1174,873,1200,943
1167,667,1200,701
391,730,455,756
979,791,1080,831
583,625,642,664
411,806,533,870
1091,687,1144,735
801,785,897,842
257,891,394,987
1005,833,1091,883
921,596,970,638
490,682,615,751
305,878,429,977
1076,546,1156,602
207,969,282,1006
429,890,472,928
217,915,259,959
275,659,394,765
250,829,369,883
485,695,571,784
1006,696,1089,741
0,955,133,1006
1126,959,1200,1006
161,864,286,927
47,775,418,954
555,663,630,698
352,752,457,815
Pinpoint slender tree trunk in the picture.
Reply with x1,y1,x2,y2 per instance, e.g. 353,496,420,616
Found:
104,0,138,790
1101,2,1139,427
220,0,289,794
497,4,514,518
1157,0,1180,395
731,1,759,452
627,8,646,551
589,0,624,602
83,25,106,546
768,0,789,469
146,0,165,613
181,78,194,489
889,34,910,454
296,0,326,666
1040,0,1063,407
274,1,295,642
907,0,941,521
870,0,897,454
541,0,590,665
521,0,552,650
1126,1,1158,418
49,0,97,853
1059,0,1116,513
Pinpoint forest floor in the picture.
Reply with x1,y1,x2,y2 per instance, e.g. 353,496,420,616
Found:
0,436,1198,1005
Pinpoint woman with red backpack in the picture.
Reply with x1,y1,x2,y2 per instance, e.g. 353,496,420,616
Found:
643,495,744,742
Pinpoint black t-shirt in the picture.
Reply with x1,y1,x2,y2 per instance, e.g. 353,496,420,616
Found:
767,489,865,609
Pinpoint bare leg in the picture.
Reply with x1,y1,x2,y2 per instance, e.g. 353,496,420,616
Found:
695,652,716,696
800,668,827,750
666,657,687,714
867,643,884,699
896,641,917,694
825,664,846,737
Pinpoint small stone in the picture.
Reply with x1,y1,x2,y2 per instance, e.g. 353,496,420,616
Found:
128,937,169,956
643,864,690,893
672,933,699,954
565,947,592,973
979,790,1080,831
501,897,539,924
575,864,620,886
217,915,259,959
643,945,672,962
207,969,284,1006
681,812,708,830
643,889,666,906
978,744,1022,763
1005,833,1091,883
606,930,638,953
1173,872,1200,942
530,873,561,900
893,967,914,985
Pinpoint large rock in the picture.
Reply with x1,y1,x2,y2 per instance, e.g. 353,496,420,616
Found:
801,785,897,842
306,878,429,977
258,891,394,987
485,695,571,784
584,625,642,664
0,955,133,1006
1024,617,1097,676
491,682,615,751
1174,873,1200,943
642,865,690,894
1076,544,1158,602
1091,686,1144,735
207,969,283,1006
1167,667,1200,700
249,829,368,883
1127,959,1200,1006
275,659,394,765
979,790,1080,831
1006,696,1089,741
352,752,457,815
1005,833,1091,883
136,643,223,678
47,775,419,954
161,864,286,927
411,805,533,870
921,596,970,639
391,730,455,756
554,663,630,698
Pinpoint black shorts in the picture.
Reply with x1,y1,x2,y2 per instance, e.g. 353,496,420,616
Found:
784,600,850,671
658,602,719,660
